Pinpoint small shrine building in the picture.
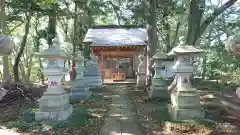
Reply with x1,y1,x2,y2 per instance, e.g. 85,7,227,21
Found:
83,25,147,82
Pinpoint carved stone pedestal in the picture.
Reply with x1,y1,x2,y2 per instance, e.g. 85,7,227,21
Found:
71,53,91,99
83,55,102,89
167,37,204,120
35,37,72,121
148,50,168,99
35,91,73,121
149,78,168,99
168,87,204,120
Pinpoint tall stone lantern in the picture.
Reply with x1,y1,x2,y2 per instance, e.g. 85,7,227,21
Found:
148,49,168,99
136,55,146,88
167,37,204,120
225,35,240,98
71,52,91,99
35,37,72,121
84,54,102,88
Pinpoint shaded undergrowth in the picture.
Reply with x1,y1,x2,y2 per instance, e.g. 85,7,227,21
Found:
6,108,89,132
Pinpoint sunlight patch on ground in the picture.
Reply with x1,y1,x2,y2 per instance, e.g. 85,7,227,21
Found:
0,126,19,135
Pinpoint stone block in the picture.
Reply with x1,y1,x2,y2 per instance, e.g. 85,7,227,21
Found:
84,76,102,88
148,86,169,99
148,78,168,99
71,88,91,100
39,92,70,111
168,104,204,120
35,105,72,121
170,90,201,109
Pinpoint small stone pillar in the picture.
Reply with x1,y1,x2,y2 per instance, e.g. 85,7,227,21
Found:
148,50,168,99
136,55,146,88
168,37,204,120
71,52,91,99
83,54,102,89
226,35,240,98
35,37,72,121
0,36,13,100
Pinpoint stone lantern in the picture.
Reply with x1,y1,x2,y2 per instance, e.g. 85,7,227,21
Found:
83,54,102,88
148,49,168,99
136,55,146,88
225,34,240,98
35,37,72,121
0,36,13,55
71,52,91,99
167,36,204,120
0,36,13,100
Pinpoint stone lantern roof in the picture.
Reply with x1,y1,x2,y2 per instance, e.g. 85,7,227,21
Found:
74,52,85,61
152,49,167,60
36,37,69,59
168,37,203,56
90,54,98,61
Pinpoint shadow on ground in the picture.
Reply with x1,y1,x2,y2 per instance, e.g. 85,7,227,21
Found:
125,79,240,135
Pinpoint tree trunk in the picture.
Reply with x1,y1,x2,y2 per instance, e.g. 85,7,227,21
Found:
26,54,33,79
146,0,157,78
187,0,237,46
171,22,180,48
201,56,207,79
13,12,32,82
47,3,57,46
163,4,171,52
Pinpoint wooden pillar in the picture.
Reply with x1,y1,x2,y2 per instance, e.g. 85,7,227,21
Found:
101,52,104,77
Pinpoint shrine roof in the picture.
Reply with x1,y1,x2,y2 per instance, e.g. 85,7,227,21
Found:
83,25,147,46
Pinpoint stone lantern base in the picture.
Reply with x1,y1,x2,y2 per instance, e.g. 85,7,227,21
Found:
84,73,102,89
168,89,204,120
35,92,73,121
71,80,91,99
136,73,145,88
148,78,168,99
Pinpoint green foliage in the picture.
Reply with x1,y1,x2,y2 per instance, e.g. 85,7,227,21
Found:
88,94,103,102
50,108,89,130
69,99,82,104
230,69,240,85
153,102,171,123
22,109,36,123
7,109,38,132
70,94,103,104
7,108,89,132
7,120,40,132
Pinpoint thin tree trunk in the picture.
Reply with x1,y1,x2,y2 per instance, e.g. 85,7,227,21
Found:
171,22,180,48
146,0,157,78
13,12,32,82
47,3,57,46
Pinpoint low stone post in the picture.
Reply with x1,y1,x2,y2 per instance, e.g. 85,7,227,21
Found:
136,55,146,88
0,36,13,100
168,37,204,120
71,52,91,99
35,37,72,121
225,35,240,98
148,50,168,99
84,54,102,89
